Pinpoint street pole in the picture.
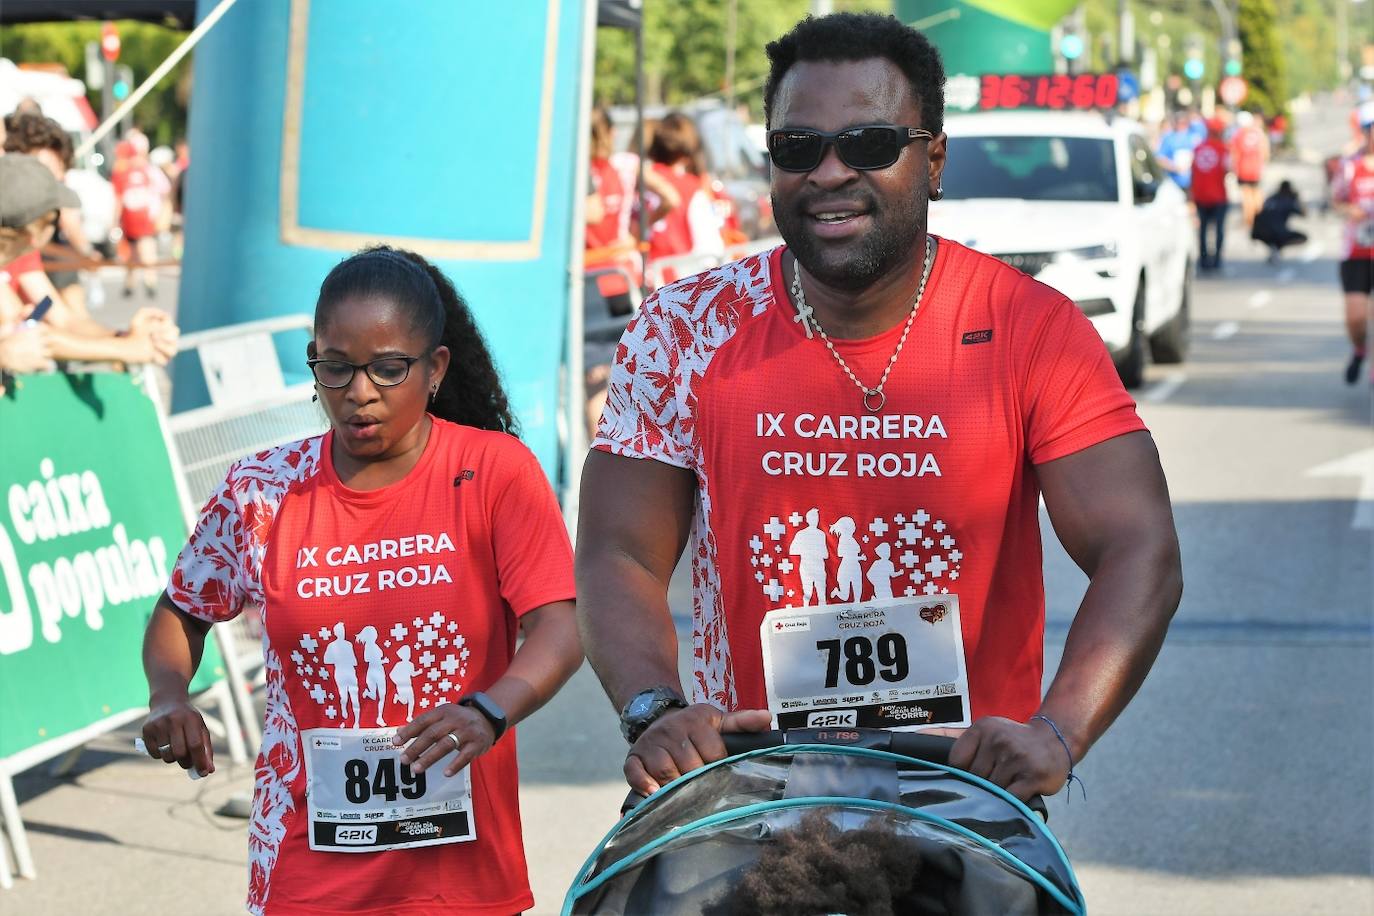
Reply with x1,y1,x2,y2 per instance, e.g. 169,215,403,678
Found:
100,56,114,170
1339,0,1351,85
1118,0,1134,65
725,0,737,111
1207,0,1238,110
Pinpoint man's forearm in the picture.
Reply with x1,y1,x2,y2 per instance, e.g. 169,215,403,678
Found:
577,550,685,711
1038,534,1181,761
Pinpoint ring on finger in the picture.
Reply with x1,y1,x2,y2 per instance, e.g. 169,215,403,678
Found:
446,732,461,752
157,744,173,754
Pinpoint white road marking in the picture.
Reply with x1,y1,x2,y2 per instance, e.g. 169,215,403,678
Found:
1142,372,1188,403
1300,239,1323,263
1212,321,1240,340
1248,290,1272,309
1305,448,1374,530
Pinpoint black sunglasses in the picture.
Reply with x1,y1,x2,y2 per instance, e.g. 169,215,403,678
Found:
307,355,425,389
767,125,934,173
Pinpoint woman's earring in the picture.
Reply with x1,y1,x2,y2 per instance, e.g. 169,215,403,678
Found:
430,385,439,402
929,185,944,201
311,393,318,403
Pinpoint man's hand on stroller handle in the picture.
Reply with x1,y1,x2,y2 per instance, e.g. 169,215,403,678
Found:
624,704,772,796
940,716,1072,801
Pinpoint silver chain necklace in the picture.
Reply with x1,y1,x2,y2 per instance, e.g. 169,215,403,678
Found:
790,235,936,412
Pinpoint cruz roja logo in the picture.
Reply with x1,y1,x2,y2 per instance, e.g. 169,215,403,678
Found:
335,825,377,845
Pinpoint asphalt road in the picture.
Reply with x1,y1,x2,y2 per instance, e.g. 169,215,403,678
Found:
7,109,1373,914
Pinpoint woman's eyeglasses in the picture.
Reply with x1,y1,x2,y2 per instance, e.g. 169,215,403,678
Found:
307,355,423,389
766,125,934,173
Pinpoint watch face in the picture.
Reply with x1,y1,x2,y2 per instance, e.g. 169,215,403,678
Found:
628,694,654,718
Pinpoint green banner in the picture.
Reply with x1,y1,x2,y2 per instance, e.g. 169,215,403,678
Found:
0,372,223,761
899,0,1055,77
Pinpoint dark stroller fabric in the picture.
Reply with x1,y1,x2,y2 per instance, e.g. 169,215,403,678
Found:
565,745,1085,915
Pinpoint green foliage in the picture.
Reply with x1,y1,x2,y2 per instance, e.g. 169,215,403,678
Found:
1237,0,1287,117
594,0,891,118
0,20,191,146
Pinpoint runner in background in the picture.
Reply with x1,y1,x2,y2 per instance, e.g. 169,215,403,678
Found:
1156,109,1198,192
1250,180,1307,265
1191,118,1231,272
141,246,582,914
578,12,1181,803
1331,101,1374,385
112,131,171,299
1229,111,1269,229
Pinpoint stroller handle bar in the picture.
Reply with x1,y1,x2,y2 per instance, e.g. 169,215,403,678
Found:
621,728,1049,818
722,727,956,763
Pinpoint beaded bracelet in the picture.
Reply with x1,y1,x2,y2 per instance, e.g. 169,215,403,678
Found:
1031,713,1086,801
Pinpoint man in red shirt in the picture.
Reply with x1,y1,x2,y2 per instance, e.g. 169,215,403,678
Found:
112,131,171,298
1191,117,1231,271
577,12,1181,804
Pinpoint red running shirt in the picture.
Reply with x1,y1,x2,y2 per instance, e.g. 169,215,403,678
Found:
1334,153,1374,259
113,164,169,239
594,240,1145,722
586,157,627,253
1190,138,1229,206
1229,126,1267,182
168,418,575,915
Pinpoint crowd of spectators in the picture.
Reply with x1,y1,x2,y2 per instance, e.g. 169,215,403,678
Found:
0,101,179,396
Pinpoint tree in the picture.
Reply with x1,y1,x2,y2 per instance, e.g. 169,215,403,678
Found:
594,0,889,117
0,20,191,147
1237,0,1288,118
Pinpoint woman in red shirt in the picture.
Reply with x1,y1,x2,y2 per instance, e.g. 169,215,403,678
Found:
141,247,582,914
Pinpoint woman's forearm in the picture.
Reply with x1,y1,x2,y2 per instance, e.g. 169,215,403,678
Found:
143,592,210,703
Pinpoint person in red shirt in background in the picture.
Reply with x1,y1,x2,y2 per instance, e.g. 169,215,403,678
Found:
645,112,719,283
1191,117,1231,271
1230,111,1269,229
112,130,172,299
1332,101,1374,384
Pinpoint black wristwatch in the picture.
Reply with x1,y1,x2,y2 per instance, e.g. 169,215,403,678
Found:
619,686,688,744
460,692,508,742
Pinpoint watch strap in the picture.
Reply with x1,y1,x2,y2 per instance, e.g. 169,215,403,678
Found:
461,692,507,741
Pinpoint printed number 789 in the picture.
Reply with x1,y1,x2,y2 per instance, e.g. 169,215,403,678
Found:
816,634,909,689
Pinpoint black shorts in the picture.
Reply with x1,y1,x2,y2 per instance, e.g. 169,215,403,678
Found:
1340,258,1374,294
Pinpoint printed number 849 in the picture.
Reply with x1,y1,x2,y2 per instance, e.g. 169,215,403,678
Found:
816,634,909,689
343,758,426,804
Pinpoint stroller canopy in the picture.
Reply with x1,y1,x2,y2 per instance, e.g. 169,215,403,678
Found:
565,744,1085,915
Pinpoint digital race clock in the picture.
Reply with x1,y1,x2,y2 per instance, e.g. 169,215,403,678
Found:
978,73,1121,111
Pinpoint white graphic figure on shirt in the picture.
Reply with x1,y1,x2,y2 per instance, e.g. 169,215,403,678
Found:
866,542,900,601
788,508,829,606
355,625,387,727
322,622,361,728
390,644,419,720
829,516,865,602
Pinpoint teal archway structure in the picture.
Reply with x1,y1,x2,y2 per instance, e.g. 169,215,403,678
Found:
175,0,590,480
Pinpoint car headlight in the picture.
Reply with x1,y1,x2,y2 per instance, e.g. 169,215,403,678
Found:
1054,241,1119,263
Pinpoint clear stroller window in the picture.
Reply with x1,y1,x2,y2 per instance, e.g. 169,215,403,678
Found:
566,746,1084,916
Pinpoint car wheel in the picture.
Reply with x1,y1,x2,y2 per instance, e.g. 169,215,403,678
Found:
1150,259,1192,364
1115,278,1147,389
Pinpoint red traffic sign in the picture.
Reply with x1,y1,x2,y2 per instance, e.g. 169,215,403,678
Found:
1219,75,1247,106
100,23,121,62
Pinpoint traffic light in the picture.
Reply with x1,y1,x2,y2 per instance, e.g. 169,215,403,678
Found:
113,65,133,101
1060,33,1084,61
100,22,120,62
1183,34,1204,81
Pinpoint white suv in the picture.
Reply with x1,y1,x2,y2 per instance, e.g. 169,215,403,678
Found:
931,111,1193,387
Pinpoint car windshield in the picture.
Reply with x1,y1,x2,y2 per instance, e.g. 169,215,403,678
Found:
942,135,1117,202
